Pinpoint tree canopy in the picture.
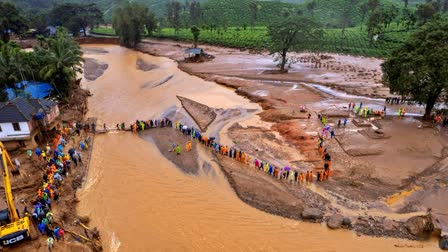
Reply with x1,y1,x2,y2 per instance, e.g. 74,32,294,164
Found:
0,2,28,42
166,1,182,32
191,26,200,48
0,29,83,101
268,14,323,71
382,19,448,119
50,3,103,36
112,2,157,48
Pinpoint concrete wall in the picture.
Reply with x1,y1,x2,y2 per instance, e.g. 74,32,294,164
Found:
45,105,60,124
0,121,31,141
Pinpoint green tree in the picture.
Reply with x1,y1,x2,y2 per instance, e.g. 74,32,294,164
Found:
382,20,448,120
0,2,28,42
50,3,103,37
416,1,437,24
249,1,259,30
26,11,49,35
0,41,23,88
189,1,202,26
367,9,384,42
191,26,200,48
166,1,182,32
267,15,322,72
382,5,399,28
306,0,317,17
402,7,417,30
36,29,83,99
145,12,158,36
340,0,360,48
113,2,152,48
368,0,380,11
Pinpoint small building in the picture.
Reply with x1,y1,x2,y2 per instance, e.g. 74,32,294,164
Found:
0,98,60,149
184,48,202,58
44,26,57,36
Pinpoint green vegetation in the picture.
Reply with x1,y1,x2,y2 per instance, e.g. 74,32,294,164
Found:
50,3,103,36
191,26,201,48
267,14,323,71
0,29,83,101
0,2,27,42
112,2,157,48
92,24,412,57
382,19,448,120
201,0,296,27
91,27,117,36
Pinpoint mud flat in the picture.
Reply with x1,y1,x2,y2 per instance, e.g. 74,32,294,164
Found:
139,128,199,174
84,58,109,81
137,39,386,98
140,75,173,89
136,58,158,72
177,96,217,132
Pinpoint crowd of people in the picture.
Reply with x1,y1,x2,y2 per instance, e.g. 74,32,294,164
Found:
125,119,173,133
171,120,332,184
28,122,90,251
118,115,333,184
385,97,406,104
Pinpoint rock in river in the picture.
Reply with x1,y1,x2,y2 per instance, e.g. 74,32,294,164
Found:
302,208,323,220
440,235,448,250
405,215,434,237
327,214,344,229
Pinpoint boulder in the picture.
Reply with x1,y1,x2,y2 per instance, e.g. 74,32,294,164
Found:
405,215,434,237
342,217,352,226
327,214,344,229
439,236,448,250
382,219,395,231
302,208,323,220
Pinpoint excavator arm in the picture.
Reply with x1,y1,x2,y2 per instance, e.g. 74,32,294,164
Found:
0,143,19,221
0,142,30,246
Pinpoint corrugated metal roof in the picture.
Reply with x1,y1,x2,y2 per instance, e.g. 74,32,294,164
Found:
185,48,202,55
28,99,57,112
0,98,57,123
0,102,28,122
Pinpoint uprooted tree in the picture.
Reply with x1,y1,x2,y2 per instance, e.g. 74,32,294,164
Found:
267,14,322,72
382,19,448,120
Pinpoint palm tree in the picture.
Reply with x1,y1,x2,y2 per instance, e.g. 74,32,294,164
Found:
37,29,84,100
0,41,22,88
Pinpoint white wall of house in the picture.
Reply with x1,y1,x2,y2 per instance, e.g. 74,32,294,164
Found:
0,121,31,141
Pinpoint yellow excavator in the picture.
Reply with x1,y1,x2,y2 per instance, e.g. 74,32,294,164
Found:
0,142,31,246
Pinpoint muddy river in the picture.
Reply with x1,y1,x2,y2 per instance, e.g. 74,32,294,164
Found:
77,45,438,251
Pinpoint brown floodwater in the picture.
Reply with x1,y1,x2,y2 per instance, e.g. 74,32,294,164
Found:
77,45,439,251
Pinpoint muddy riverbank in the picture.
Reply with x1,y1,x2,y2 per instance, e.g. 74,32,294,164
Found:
6,81,102,251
